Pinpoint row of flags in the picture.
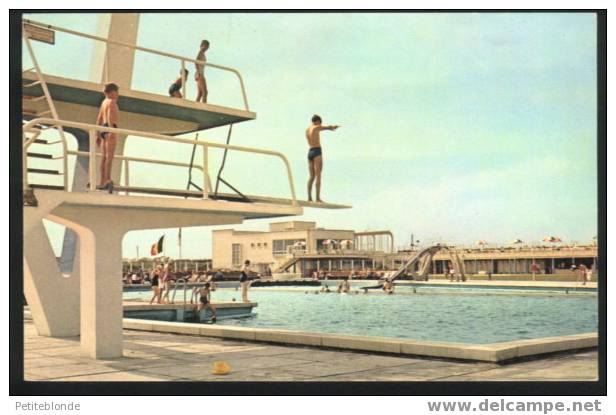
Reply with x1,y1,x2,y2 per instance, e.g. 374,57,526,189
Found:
476,236,564,246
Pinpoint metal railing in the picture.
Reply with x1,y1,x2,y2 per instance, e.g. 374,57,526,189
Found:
23,19,250,111
170,278,187,305
22,35,70,190
23,118,298,206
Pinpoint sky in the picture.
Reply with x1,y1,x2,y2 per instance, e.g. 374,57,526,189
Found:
24,12,598,258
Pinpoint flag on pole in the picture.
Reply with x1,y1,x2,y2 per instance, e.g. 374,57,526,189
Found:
150,235,165,256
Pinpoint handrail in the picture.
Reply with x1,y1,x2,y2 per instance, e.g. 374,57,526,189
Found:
23,19,250,111
23,118,297,206
68,150,205,171
171,278,187,304
23,35,69,190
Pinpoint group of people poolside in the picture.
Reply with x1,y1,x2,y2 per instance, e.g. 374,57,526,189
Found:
123,258,260,323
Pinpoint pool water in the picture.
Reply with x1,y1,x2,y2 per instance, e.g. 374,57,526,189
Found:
124,287,597,344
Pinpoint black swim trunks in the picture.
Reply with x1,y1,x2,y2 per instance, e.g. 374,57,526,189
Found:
308,147,322,161
199,296,209,305
169,82,181,96
100,122,118,139
239,272,248,283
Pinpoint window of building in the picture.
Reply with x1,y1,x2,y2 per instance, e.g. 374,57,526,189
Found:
272,239,306,256
251,243,255,249
232,243,242,267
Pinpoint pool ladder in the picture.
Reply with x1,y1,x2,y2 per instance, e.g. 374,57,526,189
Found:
170,279,189,315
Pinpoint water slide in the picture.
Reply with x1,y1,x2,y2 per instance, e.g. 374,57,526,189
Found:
360,244,471,290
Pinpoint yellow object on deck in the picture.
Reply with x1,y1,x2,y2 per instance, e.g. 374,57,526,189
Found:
212,361,231,375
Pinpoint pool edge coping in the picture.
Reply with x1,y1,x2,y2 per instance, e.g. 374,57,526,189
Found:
121,317,598,363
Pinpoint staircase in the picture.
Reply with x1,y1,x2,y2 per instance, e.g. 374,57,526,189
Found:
22,30,69,201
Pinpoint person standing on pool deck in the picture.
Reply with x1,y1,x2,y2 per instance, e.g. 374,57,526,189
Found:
240,260,252,302
194,39,209,103
305,115,340,202
160,262,173,304
149,266,162,304
95,82,120,191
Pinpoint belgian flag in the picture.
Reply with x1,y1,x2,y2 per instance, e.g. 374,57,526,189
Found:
150,235,164,256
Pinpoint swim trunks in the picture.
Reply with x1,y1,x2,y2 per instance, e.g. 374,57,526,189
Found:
308,147,322,161
100,122,118,139
169,82,181,96
199,296,209,305
239,272,248,283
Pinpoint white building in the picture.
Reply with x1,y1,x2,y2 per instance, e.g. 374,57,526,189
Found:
212,221,393,274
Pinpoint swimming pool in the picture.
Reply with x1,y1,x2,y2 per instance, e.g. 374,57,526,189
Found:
124,285,597,344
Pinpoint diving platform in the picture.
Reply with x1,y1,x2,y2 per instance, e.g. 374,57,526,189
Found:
22,71,256,135
21,16,351,361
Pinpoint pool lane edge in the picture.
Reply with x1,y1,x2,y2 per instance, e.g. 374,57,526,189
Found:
121,318,597,363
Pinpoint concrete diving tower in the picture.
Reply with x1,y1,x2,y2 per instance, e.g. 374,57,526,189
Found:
23,116,349,359
22,18,350,359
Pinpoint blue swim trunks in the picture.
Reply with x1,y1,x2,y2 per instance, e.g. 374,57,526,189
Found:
308,147,322,161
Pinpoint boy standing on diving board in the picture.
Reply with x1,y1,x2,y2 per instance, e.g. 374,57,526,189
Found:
305,114,340,203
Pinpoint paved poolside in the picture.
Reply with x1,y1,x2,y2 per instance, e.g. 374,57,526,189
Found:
23,320,597,382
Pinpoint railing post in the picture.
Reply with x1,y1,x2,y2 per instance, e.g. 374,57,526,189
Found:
88,130,97,191
124,159,130,195
181,60,186,99
202,143,209,199
105,45,109,84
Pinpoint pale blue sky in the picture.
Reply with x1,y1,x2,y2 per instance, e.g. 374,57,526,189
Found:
24,12,598,258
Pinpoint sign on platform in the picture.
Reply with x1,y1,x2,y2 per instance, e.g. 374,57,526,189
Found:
24,23,55,45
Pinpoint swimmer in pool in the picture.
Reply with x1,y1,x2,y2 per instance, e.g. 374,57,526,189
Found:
197,282,217,322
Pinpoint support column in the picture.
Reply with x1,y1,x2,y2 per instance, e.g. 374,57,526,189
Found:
23,221,80,337
79,229,124,359
49,214,124,359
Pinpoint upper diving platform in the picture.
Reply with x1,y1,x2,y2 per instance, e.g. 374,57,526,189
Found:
22,19,256,135
22,71,256,135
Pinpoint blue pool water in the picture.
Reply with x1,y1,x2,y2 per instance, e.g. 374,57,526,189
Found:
124,286,597,344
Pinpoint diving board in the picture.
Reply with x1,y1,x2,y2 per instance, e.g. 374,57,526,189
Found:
108,185,351,210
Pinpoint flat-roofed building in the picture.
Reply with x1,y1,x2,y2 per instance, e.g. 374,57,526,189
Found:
212,221,360,273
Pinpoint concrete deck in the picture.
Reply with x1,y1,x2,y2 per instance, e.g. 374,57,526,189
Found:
23,320,597,382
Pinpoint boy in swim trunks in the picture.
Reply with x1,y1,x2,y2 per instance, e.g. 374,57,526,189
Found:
95,82,120,191
305,115,340,202
169,69,189,98
195,40,209,103
197,282,217,322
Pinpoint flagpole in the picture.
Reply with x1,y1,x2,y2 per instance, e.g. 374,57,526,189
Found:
178,227,182,259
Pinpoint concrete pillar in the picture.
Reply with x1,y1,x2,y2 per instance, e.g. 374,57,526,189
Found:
48,214,124,359
551,258,555,272
23,221,80,337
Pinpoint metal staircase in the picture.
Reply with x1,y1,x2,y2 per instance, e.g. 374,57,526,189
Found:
22,32,69,198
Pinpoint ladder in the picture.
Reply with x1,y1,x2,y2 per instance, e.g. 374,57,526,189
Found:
22,34,69,198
